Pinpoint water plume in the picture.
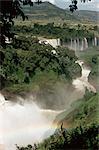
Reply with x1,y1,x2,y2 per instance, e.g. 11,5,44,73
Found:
0,93,60,150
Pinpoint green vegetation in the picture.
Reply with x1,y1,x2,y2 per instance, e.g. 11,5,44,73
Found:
34,123,98,150
21,2,99,23
0,36,81,92
13,23,96,42
78,46,99,91
89,54,99,91
16,92,99,150
17,123,98,150
0,1,98,150
78,46,99,65
55,91,98,128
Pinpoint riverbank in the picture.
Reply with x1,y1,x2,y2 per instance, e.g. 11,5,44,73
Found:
0,52,98,150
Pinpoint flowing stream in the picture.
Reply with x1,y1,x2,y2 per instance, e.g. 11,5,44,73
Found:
0,60,96,150
73,60,96,93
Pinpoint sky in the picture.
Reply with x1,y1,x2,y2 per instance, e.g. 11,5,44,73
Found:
42,0,99,11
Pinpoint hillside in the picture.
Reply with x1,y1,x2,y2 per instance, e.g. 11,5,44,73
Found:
21,2,99,23
74,10,99,22
77,46,99,91
22,2,78,21
54,91,98,128
17,91,99,150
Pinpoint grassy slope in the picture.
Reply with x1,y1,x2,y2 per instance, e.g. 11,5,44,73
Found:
54,92,99,128
23,2,99,22
77,46,99,65
22,2,79,20
74,10,99,22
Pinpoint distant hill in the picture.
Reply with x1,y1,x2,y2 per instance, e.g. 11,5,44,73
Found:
22,2,78,21
74,10,99,22
22,2,99,23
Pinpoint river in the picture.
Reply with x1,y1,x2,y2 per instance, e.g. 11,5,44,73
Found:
0,93,63,150
73,60,96,93
0,60,96,150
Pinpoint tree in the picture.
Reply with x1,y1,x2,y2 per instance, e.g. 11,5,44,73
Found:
0,0,42,47
69,0,92,13
0,0,92,47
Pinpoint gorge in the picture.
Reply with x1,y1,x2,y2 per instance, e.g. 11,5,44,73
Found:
0,1,99,149
0,56,96,150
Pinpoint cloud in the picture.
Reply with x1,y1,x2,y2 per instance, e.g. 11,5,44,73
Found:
40,0,99,11
42,0,55,4
77,0,99,11
97,4,99,9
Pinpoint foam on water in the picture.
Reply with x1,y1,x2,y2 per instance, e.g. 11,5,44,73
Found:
0,60,96,150
0,94,59,150
73,60,96,93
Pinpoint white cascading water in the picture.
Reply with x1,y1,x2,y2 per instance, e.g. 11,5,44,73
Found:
74,39,77,51
0,94,62,150
39,38,60,48
57,38,60,46
46,39,60,48
66,36,99,51
84,38,88,49
94,37,97,46
0,57,97,150
81,39,84,51
72,60,96,93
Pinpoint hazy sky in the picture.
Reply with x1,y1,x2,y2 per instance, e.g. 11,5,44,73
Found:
42,0,99,11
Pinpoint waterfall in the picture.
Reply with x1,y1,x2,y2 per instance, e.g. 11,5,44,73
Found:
57,38,60,46
73,60,96,93
74,39,77,51
81,39,84,51
80,38,88,51
94,37,97,46
0,93,61,150
84,38,88,49
39,38,61,48
0,93,5,105
62,36,99,51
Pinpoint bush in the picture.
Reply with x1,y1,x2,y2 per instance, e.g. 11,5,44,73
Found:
16,123,99,150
